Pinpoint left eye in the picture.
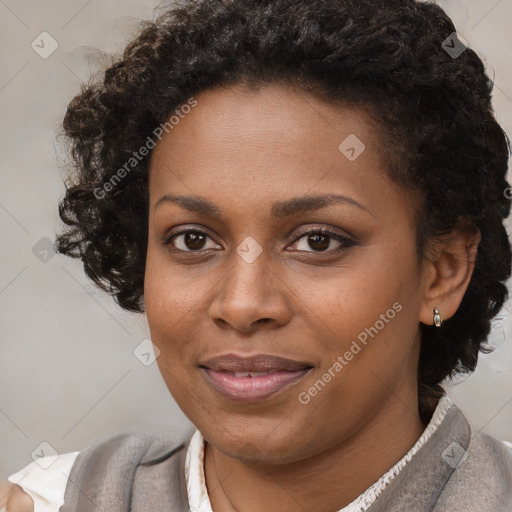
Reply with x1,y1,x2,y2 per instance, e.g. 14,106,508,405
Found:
290,229,354,253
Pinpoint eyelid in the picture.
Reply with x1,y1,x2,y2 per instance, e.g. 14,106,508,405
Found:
290,224,356,243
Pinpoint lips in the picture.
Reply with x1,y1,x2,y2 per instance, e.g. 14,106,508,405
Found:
200,353,311,372
199,354,313,402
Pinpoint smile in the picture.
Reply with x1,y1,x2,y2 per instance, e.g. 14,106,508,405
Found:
199,353,314,402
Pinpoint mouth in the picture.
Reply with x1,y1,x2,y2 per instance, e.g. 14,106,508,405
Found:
199,353,314,402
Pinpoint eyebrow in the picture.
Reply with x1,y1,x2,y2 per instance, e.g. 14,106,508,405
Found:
154,193,373,219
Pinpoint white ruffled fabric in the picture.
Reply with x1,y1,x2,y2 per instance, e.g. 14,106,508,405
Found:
7,451,79,512
185,395,455,512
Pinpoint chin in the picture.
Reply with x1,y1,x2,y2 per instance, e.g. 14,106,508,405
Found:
200,417,315,465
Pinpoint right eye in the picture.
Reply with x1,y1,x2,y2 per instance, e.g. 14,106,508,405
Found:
164,229,222,252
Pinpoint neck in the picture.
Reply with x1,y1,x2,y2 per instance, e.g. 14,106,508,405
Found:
204,395,427,512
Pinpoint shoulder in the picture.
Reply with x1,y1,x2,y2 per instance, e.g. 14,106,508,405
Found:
436,430,512,511
6,426,191,512
61,426,193,511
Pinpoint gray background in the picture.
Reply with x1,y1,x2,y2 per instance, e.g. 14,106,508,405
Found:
1,0,511,477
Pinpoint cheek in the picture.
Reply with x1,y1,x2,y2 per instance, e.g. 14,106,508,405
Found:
310,251,412,337
144,263,205,408
302,283,414,387
144,251,199,360
145,244,204,323
308,244,422,387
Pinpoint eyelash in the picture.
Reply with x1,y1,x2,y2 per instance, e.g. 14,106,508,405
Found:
162,227,356,255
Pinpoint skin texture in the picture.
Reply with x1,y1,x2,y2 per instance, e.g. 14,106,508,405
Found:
0,481,34,511
144,83,479,512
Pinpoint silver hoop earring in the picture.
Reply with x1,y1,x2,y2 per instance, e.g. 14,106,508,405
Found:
433,307,443,327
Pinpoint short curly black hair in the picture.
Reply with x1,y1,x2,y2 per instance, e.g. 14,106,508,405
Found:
56,0,511,420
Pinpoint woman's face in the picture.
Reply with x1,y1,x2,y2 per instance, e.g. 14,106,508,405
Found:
144,83,430,463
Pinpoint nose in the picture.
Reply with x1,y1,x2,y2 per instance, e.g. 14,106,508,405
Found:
208,249,292,333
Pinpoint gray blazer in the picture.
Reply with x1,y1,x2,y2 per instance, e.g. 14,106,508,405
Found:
59,405,512,511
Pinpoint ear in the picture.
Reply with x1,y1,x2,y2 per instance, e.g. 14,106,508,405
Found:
419,221,481,326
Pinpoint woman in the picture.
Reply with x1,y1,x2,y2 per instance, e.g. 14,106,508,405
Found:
3,0,512,510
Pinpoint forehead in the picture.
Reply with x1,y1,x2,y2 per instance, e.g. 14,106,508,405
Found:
149,83,382,183
153,83,377,147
